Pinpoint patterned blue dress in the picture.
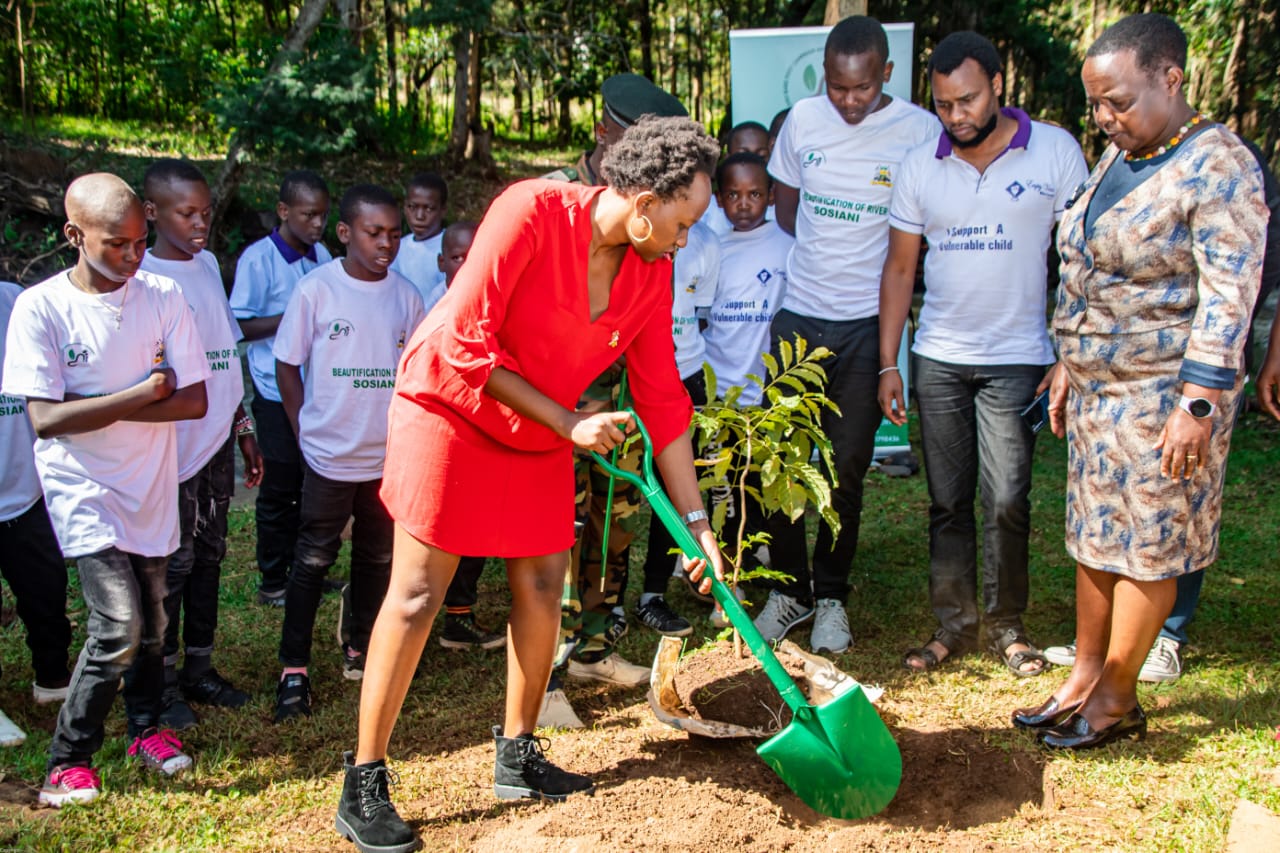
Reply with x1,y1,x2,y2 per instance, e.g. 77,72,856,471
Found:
1052,125,1267,581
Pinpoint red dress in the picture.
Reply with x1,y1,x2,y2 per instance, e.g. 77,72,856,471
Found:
381,180,693,557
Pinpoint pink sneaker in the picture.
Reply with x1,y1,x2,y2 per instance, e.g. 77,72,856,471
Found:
127,727,192,776
39,765,102,807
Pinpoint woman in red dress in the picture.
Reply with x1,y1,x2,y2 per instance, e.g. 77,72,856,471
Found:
336,117,724,853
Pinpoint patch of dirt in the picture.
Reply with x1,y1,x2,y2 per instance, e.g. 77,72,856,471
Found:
672,641,809,732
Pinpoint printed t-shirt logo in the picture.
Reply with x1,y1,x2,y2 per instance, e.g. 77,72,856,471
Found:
685,274,701,294
756,268,773,285
872,165,893,187
329,319,355,340
396,329,407,349
1006,181,1026,201
802,150,827,169
65,343,92,366
153,340,166,366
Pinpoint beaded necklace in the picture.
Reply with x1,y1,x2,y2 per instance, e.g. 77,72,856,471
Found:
1125,112,1208,162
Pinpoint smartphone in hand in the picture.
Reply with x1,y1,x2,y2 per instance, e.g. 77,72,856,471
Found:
1020,390,1050,435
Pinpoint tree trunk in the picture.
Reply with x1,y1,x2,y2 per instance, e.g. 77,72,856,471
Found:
448,28,471,157
513,67,524,134
384,0,398,124
467,29,482,127
1221,9,1249,132
211,0,332,241
15,1,27,116
823,0,865,24
639,0,654,80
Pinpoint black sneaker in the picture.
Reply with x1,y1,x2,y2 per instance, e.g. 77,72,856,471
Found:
274,673,311,723
158,684,198,730
335,751,421,853
634,597,693,637
257,587,286,608
492,726,594,801
440,613,506,650
182,668,251,708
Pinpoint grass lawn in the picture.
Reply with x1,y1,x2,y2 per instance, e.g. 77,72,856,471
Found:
1,409,1278,850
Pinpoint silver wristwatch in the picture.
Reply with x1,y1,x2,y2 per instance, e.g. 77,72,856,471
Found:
682,509,709,526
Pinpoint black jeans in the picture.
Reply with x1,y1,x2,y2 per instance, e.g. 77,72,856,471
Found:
49,548,168,768
163,436,235,666
766,310,884,604
278,468,393,667
641,372,708,596
0,498,71,686
252,396,303,594
445,557,487,609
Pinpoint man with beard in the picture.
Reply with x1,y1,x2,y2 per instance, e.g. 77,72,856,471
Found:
877,31,1087,675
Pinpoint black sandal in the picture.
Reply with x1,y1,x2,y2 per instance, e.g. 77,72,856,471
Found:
902,631,965,673
989,627,1049,678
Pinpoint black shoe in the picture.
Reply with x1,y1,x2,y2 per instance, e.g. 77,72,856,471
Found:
1041,705,1147,749
158,685,198,730
257,587,286,608
274,673,312,723
634,597,692,637
182,668,251,708
440,613,506,650
1012,696,1081,731
492,725,594,802
335,751,421,853
604,610,628,646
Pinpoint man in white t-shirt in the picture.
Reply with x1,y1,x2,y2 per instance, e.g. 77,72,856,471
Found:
877,32,1088,676
139,159,265,729
758,16,941,654
389,172,449,309
271,185,426,723
2,174,210,806
229,170,333,606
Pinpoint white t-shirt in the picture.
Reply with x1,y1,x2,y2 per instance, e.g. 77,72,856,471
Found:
229,233,332,402
272,260,426,482
890,111,1088,366
389,231,447,307
0,282,43,522
141,250,246,480
672,221,721,380
769,95,940,321
2,270,211,558
705,222,793,404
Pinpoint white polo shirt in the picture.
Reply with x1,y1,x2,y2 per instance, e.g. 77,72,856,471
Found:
671,221,720,380
0,282,43,522
890,109,1088,365
389,230,447,307
769,94,940,321
229,231,332,402
273,260,426,482
141,250,246,480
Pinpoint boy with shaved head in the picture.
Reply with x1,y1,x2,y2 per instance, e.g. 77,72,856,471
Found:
2,173,211,806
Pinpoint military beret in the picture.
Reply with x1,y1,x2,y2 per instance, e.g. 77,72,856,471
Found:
601,74,688,127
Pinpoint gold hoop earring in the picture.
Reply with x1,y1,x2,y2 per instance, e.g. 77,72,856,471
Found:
626,215,654,243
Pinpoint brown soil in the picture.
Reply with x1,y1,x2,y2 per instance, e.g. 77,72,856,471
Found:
672,641,810,731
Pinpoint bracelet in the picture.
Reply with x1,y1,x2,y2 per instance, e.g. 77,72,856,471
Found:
878,366,900,376
682,509,709,526
234,415,255,437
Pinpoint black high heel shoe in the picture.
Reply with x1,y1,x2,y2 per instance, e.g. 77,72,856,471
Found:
1040,705,1147,750
1011,696,1081,730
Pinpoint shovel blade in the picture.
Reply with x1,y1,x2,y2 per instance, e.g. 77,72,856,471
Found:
756,684,901,820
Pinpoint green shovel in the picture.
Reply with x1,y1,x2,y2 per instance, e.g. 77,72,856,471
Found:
592,410,902,820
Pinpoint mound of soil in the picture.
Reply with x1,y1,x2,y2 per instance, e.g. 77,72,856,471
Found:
672,641,809,732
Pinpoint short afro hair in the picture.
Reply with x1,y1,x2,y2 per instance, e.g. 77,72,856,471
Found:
142,158,208,200
406,171,448,205
1087,13,1187,76
928,31,1002,81
825,16,889,63
279,170,330,206
338,184,398,225
715,151,771,190
601,115,720,201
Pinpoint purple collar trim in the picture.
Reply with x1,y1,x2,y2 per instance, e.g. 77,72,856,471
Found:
269,227,318,264
935,107,1032,159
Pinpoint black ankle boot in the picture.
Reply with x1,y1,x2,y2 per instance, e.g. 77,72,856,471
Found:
334,751,420,853
492,725,595,802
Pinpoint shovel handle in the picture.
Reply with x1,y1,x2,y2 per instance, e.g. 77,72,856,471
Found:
592,410,812,716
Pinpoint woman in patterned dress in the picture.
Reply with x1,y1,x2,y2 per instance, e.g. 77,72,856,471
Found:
1011,14,1268,749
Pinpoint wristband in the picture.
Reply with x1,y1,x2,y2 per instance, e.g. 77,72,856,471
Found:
234,415,255,437
878,366,900,376
682,509,709,526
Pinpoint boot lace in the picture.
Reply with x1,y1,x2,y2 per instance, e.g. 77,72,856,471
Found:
516,735,556,779
359,764,401,819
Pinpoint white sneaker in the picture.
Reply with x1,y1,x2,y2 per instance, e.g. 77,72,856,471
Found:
752,590,814,644
537,688,585,729
1139,636,1182,683
33,681,70,705
810,599,851,654
1043,641,1076,667
567,653,651,687
0,708,26,747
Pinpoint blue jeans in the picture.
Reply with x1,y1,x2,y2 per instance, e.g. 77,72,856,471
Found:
913,355,1045,650
1161,570,1204,646
49,548,169,769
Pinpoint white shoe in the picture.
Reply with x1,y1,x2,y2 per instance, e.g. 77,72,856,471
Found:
810,599,851,654
752,590,814,644
33,681,70,705
1043,641,1076,667
537,688,585,729
567,653,651,687
1139,636,1182,683
0,709,26,747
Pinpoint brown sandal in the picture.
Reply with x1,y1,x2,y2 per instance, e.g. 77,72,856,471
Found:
902,631,965,673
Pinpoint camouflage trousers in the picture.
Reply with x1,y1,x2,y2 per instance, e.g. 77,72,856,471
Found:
557,442,643,663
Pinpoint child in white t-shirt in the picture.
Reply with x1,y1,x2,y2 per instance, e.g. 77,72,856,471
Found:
389,172,448,309
139,159,264,730
700,121,776,237
272,185,426,722
2,174,211,806
229,170,333,606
